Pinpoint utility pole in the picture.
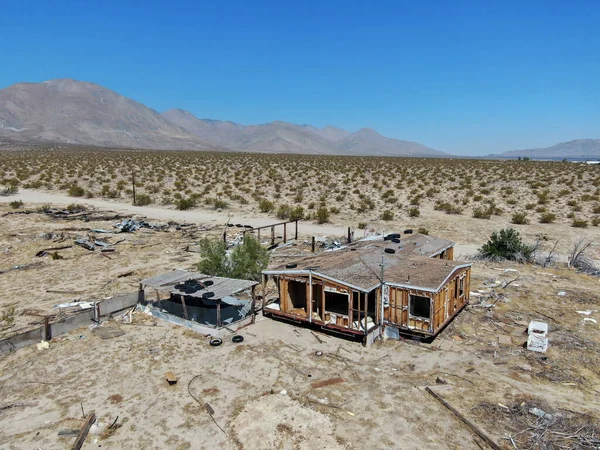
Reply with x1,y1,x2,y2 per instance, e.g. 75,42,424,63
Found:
132,167,136,205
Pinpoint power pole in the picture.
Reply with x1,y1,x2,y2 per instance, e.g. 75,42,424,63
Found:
132,167,136,205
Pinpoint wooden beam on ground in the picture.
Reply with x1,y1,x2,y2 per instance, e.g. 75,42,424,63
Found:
71,411,96,450
424,387,501,450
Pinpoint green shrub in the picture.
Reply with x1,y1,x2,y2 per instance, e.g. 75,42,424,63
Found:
213,198,228,209
381,210,394,221
290,206,305,221
478,228,533,262
315,206,330,224
572,218,588,228
258,198,275,213
134,194,153,206
197,238,229,277
408,207,420,218
511,211,529,225
176,197,197,210
9,200,23,209
472,207,491,219
197,235,269,281
539,212,556,223
276,204,292,220
68,185,85,197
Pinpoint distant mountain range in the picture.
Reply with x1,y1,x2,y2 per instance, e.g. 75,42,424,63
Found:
492,139,600,160
0,78,444,157
1,78,598,159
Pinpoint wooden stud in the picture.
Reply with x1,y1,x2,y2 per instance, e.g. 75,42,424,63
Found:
180,295,188,320
71,411,96,450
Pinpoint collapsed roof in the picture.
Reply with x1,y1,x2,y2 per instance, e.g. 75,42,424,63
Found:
264,234,469,293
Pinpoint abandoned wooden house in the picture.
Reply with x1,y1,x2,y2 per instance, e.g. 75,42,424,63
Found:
262,233,471,343
139,270,258,338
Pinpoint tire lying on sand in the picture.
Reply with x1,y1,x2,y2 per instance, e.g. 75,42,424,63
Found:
209,338,223,347
231,335,244,343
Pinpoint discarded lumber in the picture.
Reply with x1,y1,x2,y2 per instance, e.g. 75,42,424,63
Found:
311,377,345,389
117,271,134,278
46,289,86,294
40,245,72,252
71,411,96,450
0,262,44,275
424,387,501,450
310,331,324,344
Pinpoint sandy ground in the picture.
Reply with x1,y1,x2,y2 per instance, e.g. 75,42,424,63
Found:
1,197,600,449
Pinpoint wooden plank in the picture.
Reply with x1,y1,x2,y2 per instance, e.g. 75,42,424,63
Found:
311,377,345,389
424,388,501,450
180,295,188,320
71,411,96,450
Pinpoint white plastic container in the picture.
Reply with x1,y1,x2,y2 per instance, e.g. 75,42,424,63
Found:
528,320,548,337
527,333,549,353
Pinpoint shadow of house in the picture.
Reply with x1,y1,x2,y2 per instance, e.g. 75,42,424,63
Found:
139,270,258,338
262,233,471,344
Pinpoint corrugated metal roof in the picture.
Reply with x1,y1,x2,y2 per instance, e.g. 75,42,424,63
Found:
141,270,257,300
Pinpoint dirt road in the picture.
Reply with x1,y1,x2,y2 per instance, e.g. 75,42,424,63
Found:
4,189,347,236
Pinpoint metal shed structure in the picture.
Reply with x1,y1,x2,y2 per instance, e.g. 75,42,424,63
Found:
139,270,258,337
262,233,470,343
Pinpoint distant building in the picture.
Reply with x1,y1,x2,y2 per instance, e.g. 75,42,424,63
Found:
585,160,600,165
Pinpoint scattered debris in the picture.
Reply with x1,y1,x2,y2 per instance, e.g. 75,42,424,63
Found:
75,239,95,251
311,377,345,389
36,340,50,351
425,387,502,450
72,411,96,450
165,371,177,385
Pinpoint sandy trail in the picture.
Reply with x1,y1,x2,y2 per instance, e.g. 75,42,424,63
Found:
5,189,347,237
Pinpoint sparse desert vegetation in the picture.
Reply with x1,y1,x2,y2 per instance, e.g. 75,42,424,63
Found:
2,147,600,231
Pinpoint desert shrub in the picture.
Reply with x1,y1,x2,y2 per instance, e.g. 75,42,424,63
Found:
68,185,85,197
478,228,533,262
381,210,394,221
417,227,429,235
197,238,229,277
593,204,600,214
197,235,269,281
0,306,16,331
592,217,600,227
9,200,23,209
435,201,462,214
134,194,153,206
229,235,270,281
511,212,529,225
257,198,274,213
330,206,340,214
307,202,315,209
572,218,588,228
358,222,367,230
176,197,197,210
539,212,556,223
276,204,292,220
408,207,420,218
213,198,228,209
472,207,491,219
315,206,330,224
290,206,305,221
525,203,536,210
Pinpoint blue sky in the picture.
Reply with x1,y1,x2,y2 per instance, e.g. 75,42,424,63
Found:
1,0,599,155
